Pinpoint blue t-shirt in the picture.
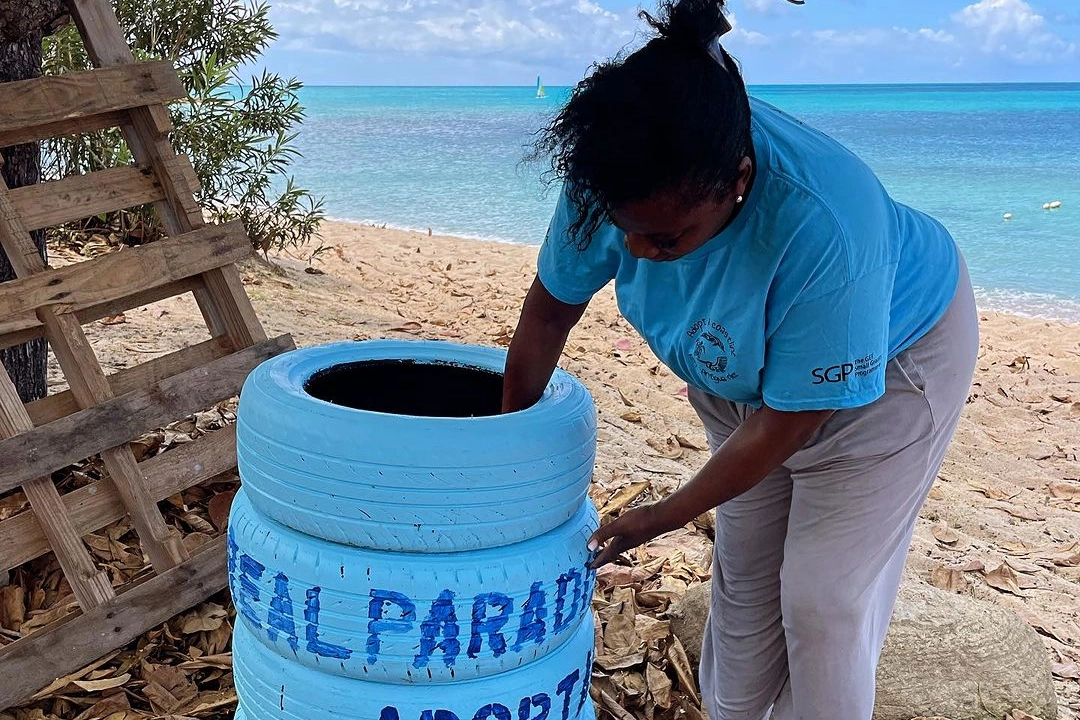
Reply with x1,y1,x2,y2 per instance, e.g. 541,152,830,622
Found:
537,98,960,411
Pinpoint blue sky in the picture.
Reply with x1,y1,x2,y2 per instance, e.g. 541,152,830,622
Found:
256,0,1080,85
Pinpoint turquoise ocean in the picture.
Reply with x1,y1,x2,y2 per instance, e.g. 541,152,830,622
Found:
288,84,1080,321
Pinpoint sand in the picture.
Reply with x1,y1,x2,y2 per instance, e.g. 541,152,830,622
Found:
70,219,1080,717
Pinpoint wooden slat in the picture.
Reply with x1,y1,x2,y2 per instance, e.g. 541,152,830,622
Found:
68,0,265,349
0,221,251,320
69,0,140,66
0,188,117,610
0,535,228,712
77,276,202,326
0,427,237,572
0,277,203,352
1,180,187,573
26,337,232,425
0,62,184,148
10,165,163,232
0,333,293,495
201,264,268,346
0,370,114,609
0,110,127,152
0,316,41,351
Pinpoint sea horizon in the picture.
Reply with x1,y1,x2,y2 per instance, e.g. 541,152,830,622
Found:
293,81,1080,88
284,82,1080,322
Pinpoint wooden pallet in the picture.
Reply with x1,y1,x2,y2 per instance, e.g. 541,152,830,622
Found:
0,0,295,709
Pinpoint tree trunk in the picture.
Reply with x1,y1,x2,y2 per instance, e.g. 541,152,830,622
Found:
0,31,49,404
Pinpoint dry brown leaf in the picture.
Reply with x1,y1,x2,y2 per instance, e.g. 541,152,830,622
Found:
100,313,127,325
596,564,656,587
1050,545,1080,567
142,664,198,714
1051,661,1080,679
71,674,131,692
0,585,26,632
946,559,985,572
931,525,960,545
207,490,236,531
603,612,640,653
1006,711,1043,720
72,691,131,720
179,603,228,634
597,688,638,720
615,667,648,697
926,485,946,500
645,436,683,460
1008,355,1031,372
1048,480,1080,501
644,530,712,571
996,505,1045,521
598,482,651,518
633,615,671,644
179,654,233,671
180,513,215,535
646,662,673,709
389,321,422,333
667,635,700,703
20,601,78,634
620,411,642,423
617,387,635,407
983,564,1025,596
595,652,646,671
930,566,966,592
674,435,707,451
1004,557,1042,574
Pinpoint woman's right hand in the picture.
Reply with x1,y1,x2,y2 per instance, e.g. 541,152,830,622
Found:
501,277,589,413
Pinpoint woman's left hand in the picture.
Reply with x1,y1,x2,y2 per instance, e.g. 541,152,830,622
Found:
587,501,678,569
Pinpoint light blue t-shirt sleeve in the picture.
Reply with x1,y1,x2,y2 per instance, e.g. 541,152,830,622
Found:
536,190,619,305
762,263,894,411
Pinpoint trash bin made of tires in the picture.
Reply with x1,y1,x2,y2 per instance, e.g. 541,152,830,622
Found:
236,341,596,553
229,340,599,719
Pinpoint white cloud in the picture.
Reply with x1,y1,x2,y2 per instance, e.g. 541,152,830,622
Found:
262,0,1078,83
952,0,1077,62
743,0,781,13
733,27,771,46
917,28,957,44
268,0,639,67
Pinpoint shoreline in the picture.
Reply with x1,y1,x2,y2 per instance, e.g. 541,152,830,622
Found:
321,216,1080,326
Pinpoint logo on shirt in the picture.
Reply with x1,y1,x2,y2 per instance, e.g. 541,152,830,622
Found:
687,319,739,384
810,353,882,385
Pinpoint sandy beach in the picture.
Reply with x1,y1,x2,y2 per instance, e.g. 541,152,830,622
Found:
16,219,1079,719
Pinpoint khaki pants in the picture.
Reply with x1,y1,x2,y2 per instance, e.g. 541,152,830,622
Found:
689,261,978,720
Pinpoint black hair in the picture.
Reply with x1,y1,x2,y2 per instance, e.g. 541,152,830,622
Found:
532,0,752,249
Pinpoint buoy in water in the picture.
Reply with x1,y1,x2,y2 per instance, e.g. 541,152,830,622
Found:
1003,213,1013,220
1043,203,1052,210
1049,200,1062,209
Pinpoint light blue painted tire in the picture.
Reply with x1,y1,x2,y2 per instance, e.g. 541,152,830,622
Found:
228,489,598,684
236,340,596,552
233,604,597,720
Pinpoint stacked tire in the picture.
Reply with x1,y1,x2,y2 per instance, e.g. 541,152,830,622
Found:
228,340,599,720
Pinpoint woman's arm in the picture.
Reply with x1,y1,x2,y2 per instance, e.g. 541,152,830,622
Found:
502,277,589,413
588,404,834,566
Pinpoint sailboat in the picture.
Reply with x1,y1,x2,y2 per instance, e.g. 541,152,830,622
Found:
535,75,547,99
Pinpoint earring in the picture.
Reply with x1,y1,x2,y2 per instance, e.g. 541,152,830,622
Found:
736,195,744,204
